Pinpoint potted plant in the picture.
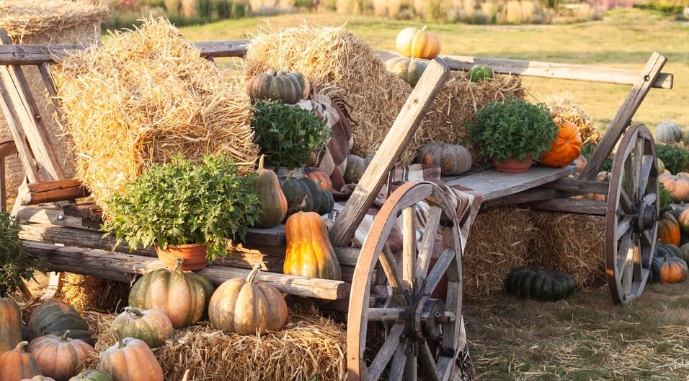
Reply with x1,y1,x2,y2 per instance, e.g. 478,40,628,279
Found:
467,95,558,173
0,212,43,297
102,153,260,270
250,100,331,176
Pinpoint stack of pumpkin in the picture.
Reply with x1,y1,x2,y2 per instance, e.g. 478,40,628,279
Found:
385,26,441,88
654,207,689,284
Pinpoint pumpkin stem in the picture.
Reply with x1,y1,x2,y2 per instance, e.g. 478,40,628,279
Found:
258,154,265,171
125,306,144,318
174,257,185,271
60,330,71,341
13,341,28,352
112,327,125,349
247,263,262,283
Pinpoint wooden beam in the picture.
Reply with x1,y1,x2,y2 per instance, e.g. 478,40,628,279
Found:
14,205,101,231
524,198,607,215
17,179,89,205
540,177,609,195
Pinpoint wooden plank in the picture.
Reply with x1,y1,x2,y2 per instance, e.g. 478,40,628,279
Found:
540,177,609,195
330,59,450,247
524,198,607,215
23,241,348,300
580,53,667,180
0,138,16,212
481,188,563,209
443,164,576,201
0,69,38,182
15,205,102,231
17,179,89,205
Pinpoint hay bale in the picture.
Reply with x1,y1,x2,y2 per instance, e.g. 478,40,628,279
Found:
58,273,129,314
52,18,258,212
545,92,601,145
86,306,347,381
0,0,108,211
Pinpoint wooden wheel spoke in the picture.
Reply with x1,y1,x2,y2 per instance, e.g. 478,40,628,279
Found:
367,307,406,321
415,206,443,281
423,248,456,295
621,235,638,297
641,230,654,248
638,154,654,199
403,207,416,291
418,341,442,381
618,188,633,214
367,323,405,381
387,341,408,381
643,193,657,205
616,229,633,276
380,244,410,306
616,216,633,241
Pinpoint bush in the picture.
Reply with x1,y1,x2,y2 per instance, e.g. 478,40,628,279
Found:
0,212,43,297
655,143,689,174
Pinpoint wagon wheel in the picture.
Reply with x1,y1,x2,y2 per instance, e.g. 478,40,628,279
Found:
606,124,659,305
347,181,463,381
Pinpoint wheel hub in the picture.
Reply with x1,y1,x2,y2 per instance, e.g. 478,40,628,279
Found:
411,296,446,340
634,199,658,232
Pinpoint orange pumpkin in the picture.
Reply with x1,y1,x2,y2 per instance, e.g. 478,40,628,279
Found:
0,297,23,353
208,264,288,335
659,212,682,246
659,173,689,202
27,330,94,381
303,167,333,191
539,117,582,167
395,26,442,59
0,341,42,381
658,256,688,283
98,330,163,381
284,212,342,280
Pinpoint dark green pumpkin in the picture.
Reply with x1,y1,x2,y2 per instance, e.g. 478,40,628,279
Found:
655,243,681,258
27,299,95,346
468,64,494,82
317,189,335,215
0,297,23,353
281,175,315,216
505,267,575,302
245,70,307,104
69,369,113,381
385,56,429,87
344,154,374,185
299,177,322,214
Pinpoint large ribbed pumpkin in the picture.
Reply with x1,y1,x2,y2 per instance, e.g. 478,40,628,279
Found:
539,117,583,167
245,70,309,104
208,264,288,335
395,26,441,59
1,297,23,353
385,57,429,87
110,308,173,349
0,341,42,381
415,142,472,176
655,121,682,143
27,300,94,347
659,212,682,246
98,331,163,381
281,175,317,216
344,154,374,184
284,212,342,280
27,331,94,381
68,370,112,381
254,155,288,228
128,259,214,329
660,173,689,202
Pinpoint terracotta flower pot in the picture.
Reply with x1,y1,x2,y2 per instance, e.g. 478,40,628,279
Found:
156,243,208,271
492,155,533,173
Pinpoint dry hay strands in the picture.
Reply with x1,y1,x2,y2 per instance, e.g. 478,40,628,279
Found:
243,24,412,161
58,273,129,314
88,307,347,381
545,92,601,145
463,207,537,299
52,17,258,211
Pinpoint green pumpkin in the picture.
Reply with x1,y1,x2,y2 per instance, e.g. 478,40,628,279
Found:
317,189,335,215
385,56,429,87
110,307,173,348
505,267,575,302
254,155,288,228
468,64,494,82
281,174,315,216
344,154,374,185
298,177,322,214
27,299,95,346
655,242,681,258
655,121,682,143
245,70,308,104
69,369,113,381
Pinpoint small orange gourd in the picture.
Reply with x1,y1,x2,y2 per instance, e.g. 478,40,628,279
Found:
539,117,582,167
284,212,342,281
255,155,288,228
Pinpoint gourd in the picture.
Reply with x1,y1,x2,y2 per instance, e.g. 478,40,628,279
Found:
385,57,429,87
658,211,682,246
679,243,689,263
678,208,689,236
657,158,665,174
109,308,173,348
298,177,322,215
27,330,94,381
128,258,214,328
245,70,310,104
414,143,472,176
655,242,682,259
651,256,688,283
505,267,575,302
539,117,583,168
98,330,163,381
395,26,441,59
19,377,56,381
68,370,112,381
208,264,288,335
468,65,494,82
1,297,23,353
280,174,317,216
27,300,94,347
284,212,342,281
0,341,42,380
660,172,689,202
303,167,333,191
255,155,288,228
344,154,374,184
317,189,335,216
655,121,682,143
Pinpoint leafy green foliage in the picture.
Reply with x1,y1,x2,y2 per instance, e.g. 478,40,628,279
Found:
659,182,673,209
655,143,689,174
251,100,331,170
103,154,260,263
580,142,612,172
0,212,43,297
467,95,558,162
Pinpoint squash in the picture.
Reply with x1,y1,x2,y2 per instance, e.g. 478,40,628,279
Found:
655,121,682,143
254,155,288,228
286,72,310,100
665,202,686,220
344,154,374,185
678,208,689,236
652,256,688,283
284,212,342,280
68,370,112,381
658,211,682,246
414,142,472,176
1,297,23,353
299,177,322,214
98,330,163,381
385,57,429,87
280,174,315,216
0,341,42,381
27,300,94,347
209,264,288,335
20,377,56,381
657,158,666,174
303,167,333,191
317,189,335,216
395,26,441,59
110,308,173,349
505,267,575,302
659,173,689,202
245,70,309,104
128,258,214,329
27,330,94,381
468,65,494,82
539,117,583,167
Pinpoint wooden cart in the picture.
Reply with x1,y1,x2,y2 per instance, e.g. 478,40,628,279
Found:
0,29,673,381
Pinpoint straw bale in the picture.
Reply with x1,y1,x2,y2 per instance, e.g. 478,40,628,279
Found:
545,92,601,145
52,18,258,212
57,273,129,314
85,306,347,381
0,1,108,41
242,24,412,160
